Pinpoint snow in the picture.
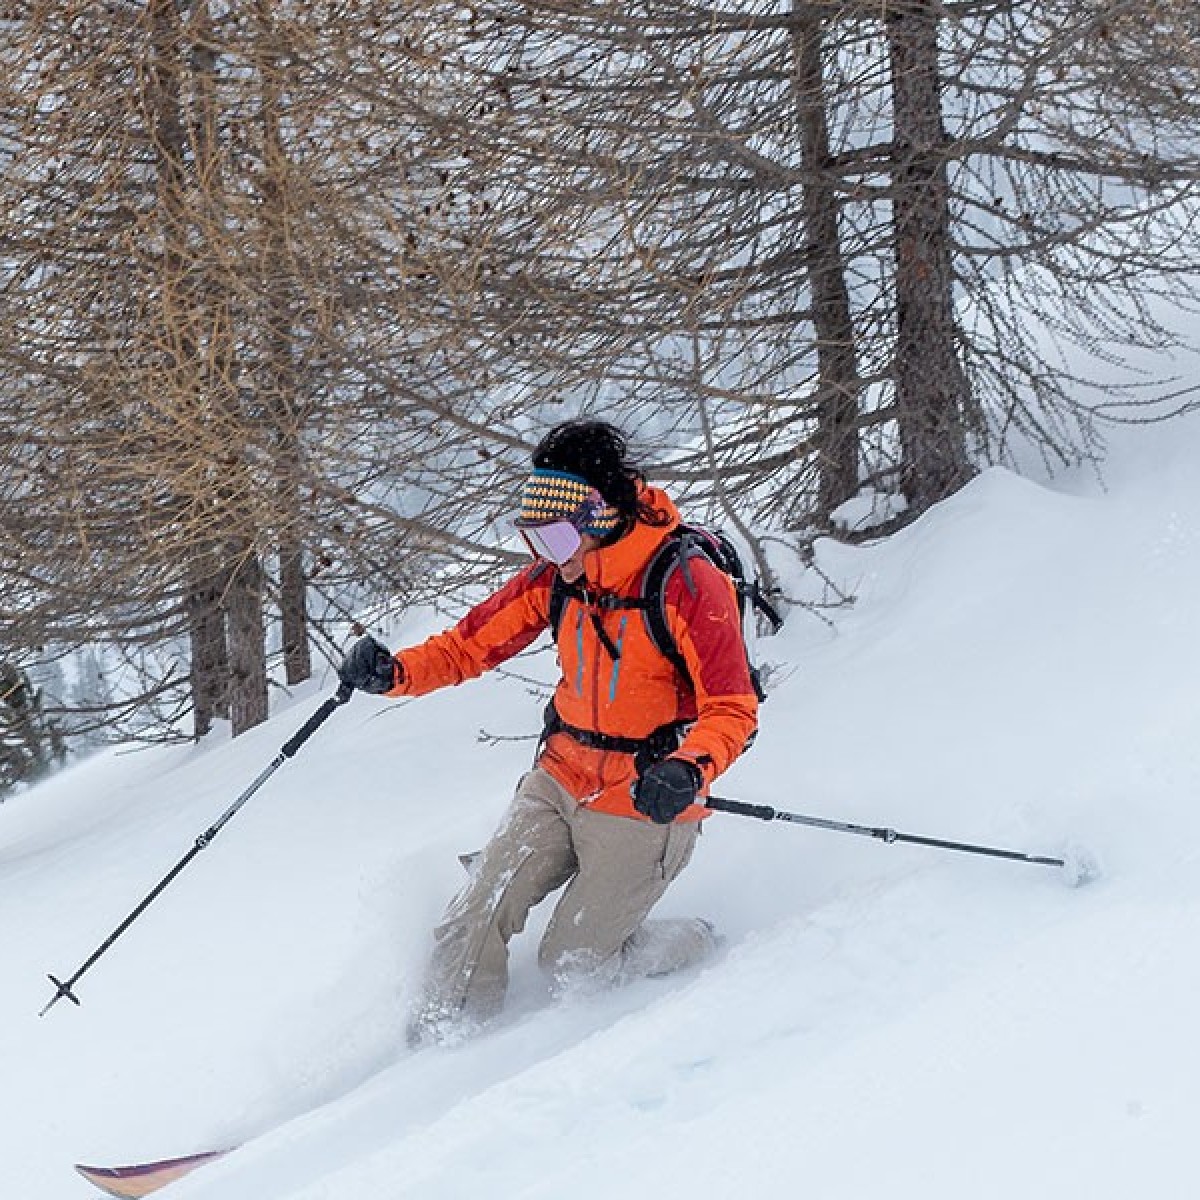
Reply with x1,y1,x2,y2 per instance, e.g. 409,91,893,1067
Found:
829,486,908,534
5,414,1200,1199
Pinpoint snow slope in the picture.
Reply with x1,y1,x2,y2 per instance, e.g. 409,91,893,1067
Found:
4,415,1200,1200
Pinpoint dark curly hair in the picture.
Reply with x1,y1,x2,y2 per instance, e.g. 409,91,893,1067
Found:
531,420,668,534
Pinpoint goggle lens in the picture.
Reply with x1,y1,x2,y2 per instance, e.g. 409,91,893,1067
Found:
518,520,582,565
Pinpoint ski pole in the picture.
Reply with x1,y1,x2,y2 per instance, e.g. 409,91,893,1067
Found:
706,795,1083,877
39,683,353,1017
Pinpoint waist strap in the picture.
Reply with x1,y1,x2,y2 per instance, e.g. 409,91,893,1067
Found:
542,702,690,770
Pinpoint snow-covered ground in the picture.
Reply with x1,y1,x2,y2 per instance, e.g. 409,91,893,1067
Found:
4,414,1200,1199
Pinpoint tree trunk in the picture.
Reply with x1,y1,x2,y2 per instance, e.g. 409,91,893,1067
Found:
226,548,268,736
279,541,311,685
257,0,312,687
793,8,861,519
149,0,231,740
185,559,229,738
886,0,975,513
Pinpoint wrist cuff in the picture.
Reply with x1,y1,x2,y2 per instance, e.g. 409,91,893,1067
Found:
668,755,706,789
385,655,407,696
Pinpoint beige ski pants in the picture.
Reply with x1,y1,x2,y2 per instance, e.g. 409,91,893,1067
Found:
407,767,710,1042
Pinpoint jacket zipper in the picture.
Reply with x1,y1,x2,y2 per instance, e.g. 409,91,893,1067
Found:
608,615,628,702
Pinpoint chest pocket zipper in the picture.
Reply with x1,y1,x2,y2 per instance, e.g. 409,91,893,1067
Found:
573,605,586,695
607,615,628,702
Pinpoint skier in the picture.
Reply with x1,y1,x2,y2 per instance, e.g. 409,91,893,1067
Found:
339,420,759,1043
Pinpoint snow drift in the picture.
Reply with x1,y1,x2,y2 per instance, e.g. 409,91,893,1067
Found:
4,415,1200,1199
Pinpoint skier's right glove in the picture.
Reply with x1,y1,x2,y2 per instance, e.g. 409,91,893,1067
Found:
339,635,399,694
633,757,702,824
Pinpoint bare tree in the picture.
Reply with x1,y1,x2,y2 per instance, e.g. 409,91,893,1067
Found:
886,0,976,509
792,3,862,515
4,0,1200,762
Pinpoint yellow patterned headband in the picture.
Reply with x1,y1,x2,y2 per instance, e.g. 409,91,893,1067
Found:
515,469,621,536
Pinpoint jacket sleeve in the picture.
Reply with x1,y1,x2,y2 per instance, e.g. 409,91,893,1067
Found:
388,564,553,698
662,557,759,786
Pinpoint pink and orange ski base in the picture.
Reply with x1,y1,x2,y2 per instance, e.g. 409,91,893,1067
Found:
75,1149,232,1198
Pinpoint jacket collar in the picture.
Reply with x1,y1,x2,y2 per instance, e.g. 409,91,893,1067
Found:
580,485,679,596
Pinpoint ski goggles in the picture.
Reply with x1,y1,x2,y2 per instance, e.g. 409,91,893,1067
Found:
517,519,584,565
513,468,621,564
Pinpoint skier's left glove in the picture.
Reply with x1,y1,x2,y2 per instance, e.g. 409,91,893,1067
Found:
633,757,702,824
339,635,399,694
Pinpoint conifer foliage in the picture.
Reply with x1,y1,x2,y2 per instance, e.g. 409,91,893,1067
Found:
0,662,66,797
1,1,1198,757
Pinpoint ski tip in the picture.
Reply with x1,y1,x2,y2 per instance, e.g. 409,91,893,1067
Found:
75,1149,233,1198
1059,842,1102,888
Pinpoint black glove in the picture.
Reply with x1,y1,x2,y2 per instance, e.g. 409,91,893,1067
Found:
339,635,398,694
633,757,703,824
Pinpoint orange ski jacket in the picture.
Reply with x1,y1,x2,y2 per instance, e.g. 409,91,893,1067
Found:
387,487,759,822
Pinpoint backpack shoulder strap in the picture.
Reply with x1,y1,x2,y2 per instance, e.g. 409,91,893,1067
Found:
547,572,579,640
547,572,652,645
642,526,776,700
548,527,729,676
640,528,695,678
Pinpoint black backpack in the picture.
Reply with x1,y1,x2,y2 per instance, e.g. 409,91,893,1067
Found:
548,525,783,701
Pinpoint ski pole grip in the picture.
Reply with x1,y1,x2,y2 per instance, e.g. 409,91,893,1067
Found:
707,796,777,822
281,687,352,759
